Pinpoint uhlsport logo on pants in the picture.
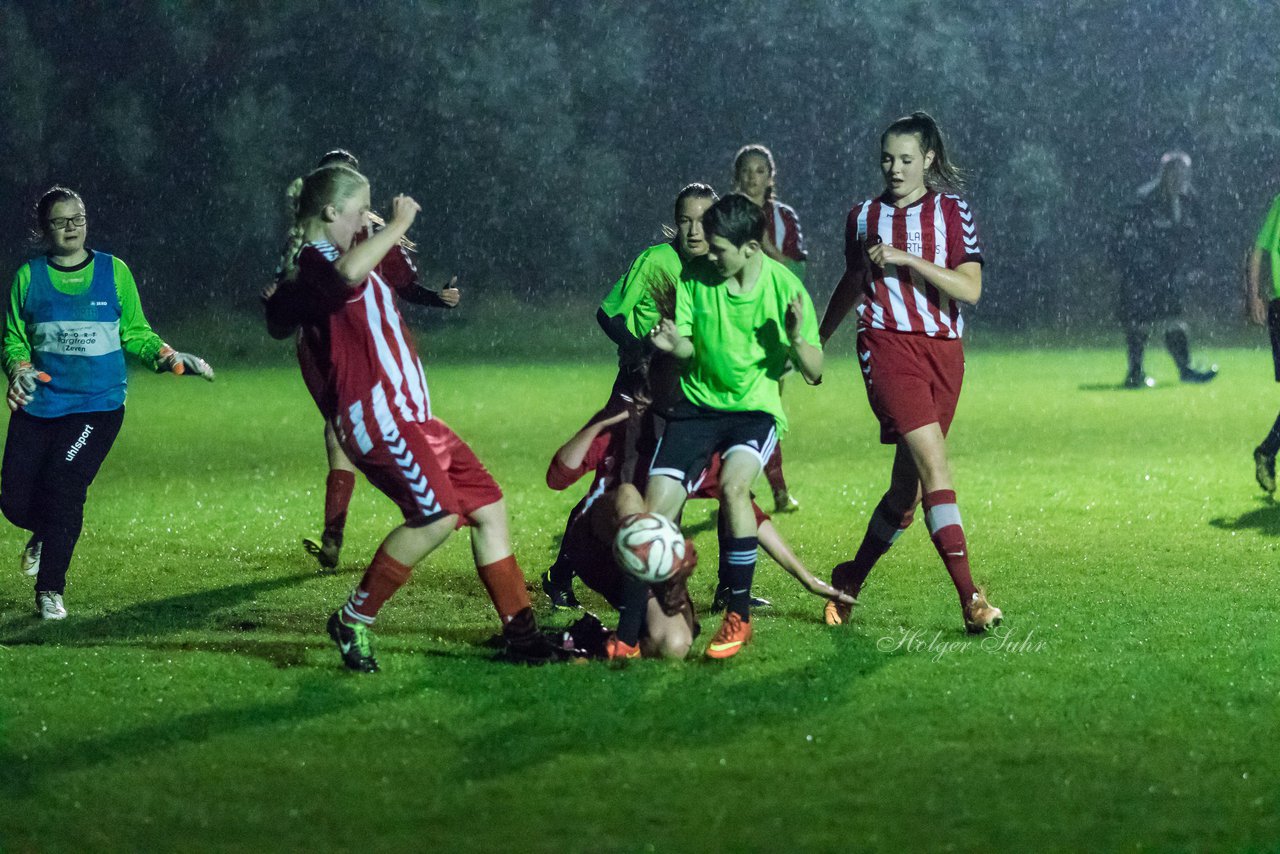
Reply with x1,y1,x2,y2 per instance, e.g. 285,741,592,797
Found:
65,424,95,462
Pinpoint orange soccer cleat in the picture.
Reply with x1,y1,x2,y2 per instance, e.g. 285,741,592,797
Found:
705,611,753,659
604,633,640,661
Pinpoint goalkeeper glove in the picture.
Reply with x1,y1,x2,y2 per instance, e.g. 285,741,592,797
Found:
7,361,51,412
157,346,215,381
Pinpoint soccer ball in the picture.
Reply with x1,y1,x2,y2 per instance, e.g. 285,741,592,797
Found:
613,513,686,583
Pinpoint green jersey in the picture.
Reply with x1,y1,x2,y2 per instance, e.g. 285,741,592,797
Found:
4,252,166,375
1255,194,1280,299
599,242,684,339
674,256,820,434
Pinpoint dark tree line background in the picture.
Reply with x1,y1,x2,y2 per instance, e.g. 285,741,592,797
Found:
1,1,1277,337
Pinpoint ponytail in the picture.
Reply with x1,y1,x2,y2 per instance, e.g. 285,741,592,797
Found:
277,176,307,282
882,111,965,193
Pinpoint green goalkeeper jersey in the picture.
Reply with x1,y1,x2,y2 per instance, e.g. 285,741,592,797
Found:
674,255,820,435
1255,194,1280,299
4,252,167,375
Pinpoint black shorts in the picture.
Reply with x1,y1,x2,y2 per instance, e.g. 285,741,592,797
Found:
649,400,776,491
1269,300,1280,383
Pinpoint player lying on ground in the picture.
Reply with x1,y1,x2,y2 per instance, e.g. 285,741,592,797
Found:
264,163,560,672
546,408,855,659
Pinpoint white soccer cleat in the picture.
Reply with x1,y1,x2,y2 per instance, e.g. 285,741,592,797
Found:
36,591,67,620
20,540,41,577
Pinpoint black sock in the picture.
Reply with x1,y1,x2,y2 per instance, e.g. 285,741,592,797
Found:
721,536,758,620
615,575,649,646
1165,326,1191,373
1261,412,1280,457
1125,328,1147,377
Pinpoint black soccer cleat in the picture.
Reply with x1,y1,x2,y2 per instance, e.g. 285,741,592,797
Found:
501,607,566,664
327,611,379,673
1180,365,1218,384
710,584,771,612
540,570,581,609
303,533,342,571
1123,372,1155,389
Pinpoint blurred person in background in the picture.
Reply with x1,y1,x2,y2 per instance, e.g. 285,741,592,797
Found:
1114,151,1217,389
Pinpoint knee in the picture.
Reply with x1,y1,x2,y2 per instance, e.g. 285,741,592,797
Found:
0,486,30,530
720,477,751,506
648,628,692,660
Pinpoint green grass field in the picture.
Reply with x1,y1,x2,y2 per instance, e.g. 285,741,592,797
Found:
2,347,1278,853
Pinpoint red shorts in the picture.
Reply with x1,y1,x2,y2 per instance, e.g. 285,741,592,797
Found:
337,415,503,527
857,327,964,444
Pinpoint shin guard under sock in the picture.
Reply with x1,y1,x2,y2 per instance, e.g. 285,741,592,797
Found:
922,489,977,605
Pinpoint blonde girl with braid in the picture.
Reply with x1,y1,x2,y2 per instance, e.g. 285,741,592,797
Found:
265,164,559,672
264,150,458,572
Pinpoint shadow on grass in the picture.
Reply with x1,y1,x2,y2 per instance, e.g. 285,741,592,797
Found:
1208,501,1280,536
0,571,321,664
0,674,423,800
1077,382,1170,392
417,628,889,784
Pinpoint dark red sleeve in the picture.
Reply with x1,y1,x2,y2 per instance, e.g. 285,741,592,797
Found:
297,245,356,312
546,431,613,490
943,196,984,268
378,245,421,291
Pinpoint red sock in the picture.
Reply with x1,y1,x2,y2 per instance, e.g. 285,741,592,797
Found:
342,547,413,625
834,497,914,597
476,555,531,623
763,444,788,493
324,470,357,542
922,489,977,605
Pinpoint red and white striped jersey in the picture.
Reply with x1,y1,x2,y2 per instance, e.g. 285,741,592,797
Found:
764,199,807,262
846,191,982,339
290,241,432,439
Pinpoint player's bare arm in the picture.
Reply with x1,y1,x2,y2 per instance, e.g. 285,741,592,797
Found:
335,194,420,285
650,318,693,359
869,242,982,305
757,520,855,606
553,409,629,471
785,295,823,384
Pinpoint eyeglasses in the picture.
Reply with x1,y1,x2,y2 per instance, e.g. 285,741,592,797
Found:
47,215,87,229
